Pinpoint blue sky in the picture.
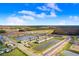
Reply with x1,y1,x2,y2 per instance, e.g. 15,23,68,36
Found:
0,3,79,25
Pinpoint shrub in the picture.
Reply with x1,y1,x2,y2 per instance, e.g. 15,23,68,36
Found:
0,30,6,34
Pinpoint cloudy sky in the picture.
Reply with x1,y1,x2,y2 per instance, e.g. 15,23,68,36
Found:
0,3,79,25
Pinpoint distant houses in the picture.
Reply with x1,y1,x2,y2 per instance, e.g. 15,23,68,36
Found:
0,35,14,55
0,35,16,48
0,35,6,44
0,47,12,54
0,36,10,45
35,36,53,44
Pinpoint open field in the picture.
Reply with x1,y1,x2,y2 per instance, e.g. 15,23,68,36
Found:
69,44,79,53
0,43,6,50
0,26,79,56
30,37,61,54
61,50,79,56
59,43,72,56
0,48,27,56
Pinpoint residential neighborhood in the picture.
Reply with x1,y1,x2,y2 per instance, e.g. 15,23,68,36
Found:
0,26,79,56
0,3,79,56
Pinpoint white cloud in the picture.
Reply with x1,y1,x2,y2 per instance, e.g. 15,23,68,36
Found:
69,16,73,19
58,20,66,25
6,16,26,25
50,12,57,17
21,15,34,20
46,3,61,12
37,6,49,11
18,10,35,16
51,16,79,25
69,16,79,21
36,12,57,18
37,3,60,18
19,10,45,18
19,10,57,18
4,9,59,25
52,20,66,25
5,14,35,25
36,13,46,18
4,9,58,25
60,16,79,25
37,3,61,12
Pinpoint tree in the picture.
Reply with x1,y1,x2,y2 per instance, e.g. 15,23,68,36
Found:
0,30,6,34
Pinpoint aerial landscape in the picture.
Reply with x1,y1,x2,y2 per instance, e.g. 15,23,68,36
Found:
0,3,79,56
0,26,79,56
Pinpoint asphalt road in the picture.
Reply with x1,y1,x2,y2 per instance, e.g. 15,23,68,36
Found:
43,36,71,56
3,36,39,56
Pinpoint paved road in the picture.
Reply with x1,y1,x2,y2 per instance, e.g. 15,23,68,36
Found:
43,36,71,56
3,35,71,56
17,43,39,56
3,36,39,56
16,37,54,56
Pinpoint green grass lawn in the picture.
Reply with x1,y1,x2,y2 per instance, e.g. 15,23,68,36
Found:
29,38,60,54
69,44,79,54
0,48,27,56
53,37,64,40
0,42,3,46
0,42,6,50
59,43,72,56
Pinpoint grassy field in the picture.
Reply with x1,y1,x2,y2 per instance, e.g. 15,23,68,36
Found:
59,43,72,56
53,37,64,40
29,38,61,54
69,44,79,54
0,42,6,50
0,48,27,56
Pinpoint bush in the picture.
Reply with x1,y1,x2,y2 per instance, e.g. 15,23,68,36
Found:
0,30,6,34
